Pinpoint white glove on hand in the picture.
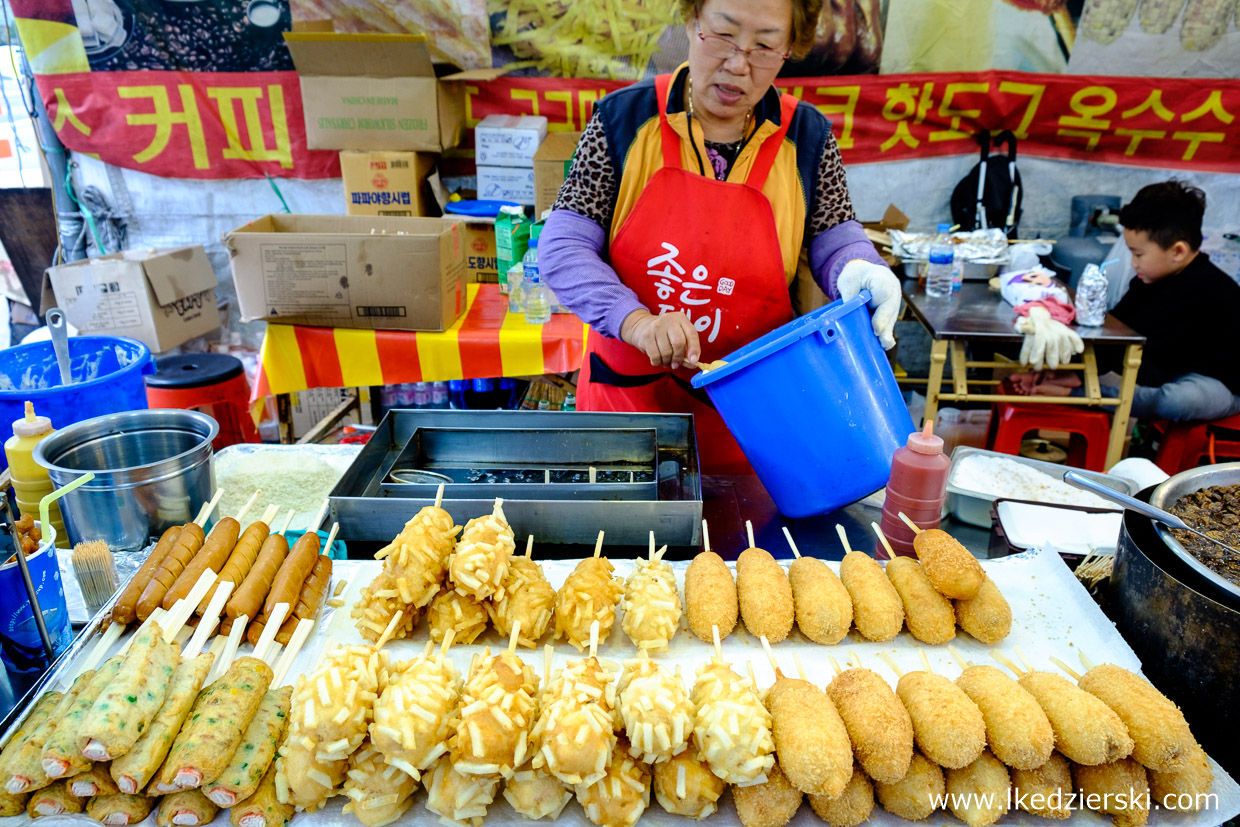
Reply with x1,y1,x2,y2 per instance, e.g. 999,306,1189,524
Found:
838,260,901,350
1015,306,1084,370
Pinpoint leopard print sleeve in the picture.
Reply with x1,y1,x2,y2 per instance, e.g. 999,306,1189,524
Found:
807,129,858,237
551,111,617,231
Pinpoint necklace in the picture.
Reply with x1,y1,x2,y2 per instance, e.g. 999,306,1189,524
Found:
687,76,752,143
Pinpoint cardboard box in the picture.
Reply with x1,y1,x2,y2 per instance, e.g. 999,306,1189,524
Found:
456,218,498,283
475,115,548,168
226,214,465,331
341,150,436,217
283,32,500,152
289,386,374,440
533,131,581,216
41,245,220,352
477,166,536,206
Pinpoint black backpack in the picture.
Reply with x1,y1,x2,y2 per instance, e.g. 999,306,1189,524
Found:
950,130,1022,238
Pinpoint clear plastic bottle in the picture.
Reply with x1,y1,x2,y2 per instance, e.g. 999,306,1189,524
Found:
412,381,432,409
563,392,576,412
430,381,450,409
925,223,956,298
522,238,551,325
877,421,951,558
1074,262,1109,327
507,262,525,313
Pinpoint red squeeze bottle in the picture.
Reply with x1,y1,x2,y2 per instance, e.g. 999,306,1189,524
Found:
877,421,951,559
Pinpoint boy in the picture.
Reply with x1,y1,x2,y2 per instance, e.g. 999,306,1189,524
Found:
1108,181,1240,422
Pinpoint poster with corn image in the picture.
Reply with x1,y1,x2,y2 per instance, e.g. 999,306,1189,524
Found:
1068,0,1240,76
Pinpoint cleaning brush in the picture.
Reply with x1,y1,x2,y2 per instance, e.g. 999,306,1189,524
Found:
72,540,118,614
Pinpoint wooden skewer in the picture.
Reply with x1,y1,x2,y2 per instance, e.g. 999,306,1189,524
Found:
745,520,755,550
434,483,445,509
278,510,296,536
525,535,534,559
322,523,339,556
897,512,924,535
1078,651,1096,671
543,644,554,684
589,466,597,485
745,660,760,689
206,634,227,664
272,617,314,686
871,522,897,558
253,602,291,664
919,650,934,674
375,610,404,650
836,524,853,555
212,615,249,682
588,619,600,660
79,623,124,675
195,489,225,528
848,650,863,670
508,621,522,655
828,655,843,677
184,581,233,658
544,469,551,485
782,526,801,559
1048,656,1082,681
438,629,456,666
1013,645,1034,674
702,519,711,553
990,650,1025,677
235,490,262,523
947,644,970,671
311,499,331,533
878,651,904,678
162,569,218,644
593,530,604,559
791,652,808,681
259,504,280,525
711,625,723,662
758,635,780,676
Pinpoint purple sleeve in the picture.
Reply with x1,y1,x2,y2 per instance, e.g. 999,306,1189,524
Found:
539,209,647,340
809,219,889,300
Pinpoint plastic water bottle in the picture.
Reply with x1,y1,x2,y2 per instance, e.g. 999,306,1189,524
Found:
1075,262,1110,327
522,239,551,325
925,223,955,298
430,381,449,409
412,381,431,409
507,262,525,313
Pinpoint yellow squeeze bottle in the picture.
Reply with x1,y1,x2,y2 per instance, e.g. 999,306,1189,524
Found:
5,401,66,546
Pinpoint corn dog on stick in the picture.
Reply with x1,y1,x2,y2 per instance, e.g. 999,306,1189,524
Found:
531,624,617,787
652,749,725,819
452,623,540,778
450,497,516,600
616,652,693,764
489,536,555,648
807,760,875,827
553,532,622,652
203,686,292,807
233,761,294,827
1072,757,1151,827
897,512,985,599
341,740,417,827
685,519,738,643
733,758,805,827
3,679,82,793
691,626,774,786
736,521,795,643
503,761,571,820
621,534,681,651
574,736,651,827
428,588,488,645
837,526,903,642
784,526,853,645
40,654,124,778
422,752,502,827
370,632,461,781
1076,661,1194,773
1015,668,1134,766
110,653,215,794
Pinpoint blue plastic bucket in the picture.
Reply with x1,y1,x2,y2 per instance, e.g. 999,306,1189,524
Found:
0,336,153,471
0,522,71,673
691,290,913,518
283,529,347,560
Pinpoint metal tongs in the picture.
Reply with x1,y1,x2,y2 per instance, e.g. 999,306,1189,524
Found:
1063,470,1240,557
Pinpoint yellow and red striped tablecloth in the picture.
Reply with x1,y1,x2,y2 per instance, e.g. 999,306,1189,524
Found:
251,284,588,402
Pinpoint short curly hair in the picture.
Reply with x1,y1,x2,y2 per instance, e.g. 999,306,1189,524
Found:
677,0,824,60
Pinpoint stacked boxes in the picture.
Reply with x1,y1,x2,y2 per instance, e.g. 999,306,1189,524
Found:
474,115,548,207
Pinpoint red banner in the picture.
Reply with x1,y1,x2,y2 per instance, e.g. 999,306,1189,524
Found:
468,72,1240,173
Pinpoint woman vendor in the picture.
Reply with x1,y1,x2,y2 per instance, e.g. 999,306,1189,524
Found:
541,0,901,474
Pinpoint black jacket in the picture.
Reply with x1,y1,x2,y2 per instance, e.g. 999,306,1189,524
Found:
1110,252,1240,394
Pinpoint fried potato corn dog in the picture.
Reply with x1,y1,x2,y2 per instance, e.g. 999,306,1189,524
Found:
954,574,1012,644
532,641,617,787
489,544,555,648
370,638,461,781
1073,757,1151,827
690,632,774,786
616,655,693,764
502,763,571,821
733,758,803,827
956,664,1053,771
449,498,515,601
428,589,488,645
1018,670,1134,766
341,741,417,827
1077,663,1194,773
807,761,875,827
826,666,914,784
874,749,943,821
736,529,794,643
274,737,346,813
452,641,540,777
897,670,986,769
621,540,682,651
1010,750,1073,819
838,551,903,641
652,751,724,820
945,749,1010,827
352,572,417,644
553,536,622,652
573,737,650,827
885,556,955,645
422,753,501,827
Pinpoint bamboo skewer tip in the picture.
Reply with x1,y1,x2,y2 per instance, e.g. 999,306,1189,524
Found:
588,619,600,659
711,625,722,662
323,523,340,554
896,512,923,535
1048,656,1082,681
701,520,711,554
312,498,331,532
196,488,226,527
835,524,853,555
508,621,522,655
828,654,842,677
758,636,779,676
745,520,755,550
279,510,296,535
235,489,262,522
871,522,896,558
525,535,534,559
593,531,604,559
781,526,801,559
375,610,404,650
791,651,808,681
877,651,903,678
434,483,445,509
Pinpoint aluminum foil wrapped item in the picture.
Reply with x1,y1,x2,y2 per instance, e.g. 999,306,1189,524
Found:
891,228,1010,263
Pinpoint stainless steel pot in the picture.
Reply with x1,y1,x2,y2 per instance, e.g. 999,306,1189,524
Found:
1148,461,1240,604
34,409,218,551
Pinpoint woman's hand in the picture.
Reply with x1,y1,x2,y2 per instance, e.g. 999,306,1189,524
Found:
620,309,702,370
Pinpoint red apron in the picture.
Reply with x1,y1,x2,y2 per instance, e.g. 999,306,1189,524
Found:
578,73,798,474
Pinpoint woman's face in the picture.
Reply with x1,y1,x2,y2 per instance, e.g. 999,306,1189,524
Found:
685,0,793,124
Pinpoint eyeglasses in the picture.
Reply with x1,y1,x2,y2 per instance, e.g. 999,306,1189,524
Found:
694,18,790,70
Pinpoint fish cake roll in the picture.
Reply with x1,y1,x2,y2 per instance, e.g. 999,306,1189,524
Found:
4,681,81,793
945,749,1009,827
157,657,274,792
788,556,852,645
885,557,955,644
897,671,985,769
652,751,724,819
26,780,82,816
1072,757,1150,827
736,547,793,643
685,551,737,643
80,624,180,762
157,789,218,827
1077,663,1193,773
111,654,214,795
87,793,154,826
874,750,943,821
767,676,852,797
204,686,291,807
733,759,803,827
808,761,874,827
826,667,913,784
956,665,1053,770
0,691,59,774
232,762,294,827
1011,751,1072,819
953,575,1011,645
1018,671,1133,766
67,762,118,798
113,527,179,626
838,552,903,641
0,790,26,816
42,656,122,778
1149,739,1213,813
913,528,984,599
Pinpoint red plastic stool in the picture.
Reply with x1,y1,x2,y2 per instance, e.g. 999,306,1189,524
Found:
1153,413,1240,474
988,402,1112,471
145,353,260,450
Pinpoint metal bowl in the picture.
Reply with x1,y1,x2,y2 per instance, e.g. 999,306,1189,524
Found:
387,468,455,486
34,409,218,551
1148,461,1240,606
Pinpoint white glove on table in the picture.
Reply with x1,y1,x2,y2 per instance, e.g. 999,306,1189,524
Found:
1015,305,1084,370
838,260,901,350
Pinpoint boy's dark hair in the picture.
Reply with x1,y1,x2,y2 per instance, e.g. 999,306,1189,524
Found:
1119,180,1205,251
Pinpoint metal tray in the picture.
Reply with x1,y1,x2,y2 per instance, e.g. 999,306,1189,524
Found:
1149,461,1240,605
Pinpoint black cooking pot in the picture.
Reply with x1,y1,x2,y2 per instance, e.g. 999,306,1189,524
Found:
1111,490,1239,776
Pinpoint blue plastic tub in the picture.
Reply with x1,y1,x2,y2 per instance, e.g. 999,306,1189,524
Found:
0,336,153,471
691,290,913,518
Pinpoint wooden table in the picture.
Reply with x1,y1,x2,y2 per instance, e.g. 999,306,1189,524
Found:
902,280,1146,469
